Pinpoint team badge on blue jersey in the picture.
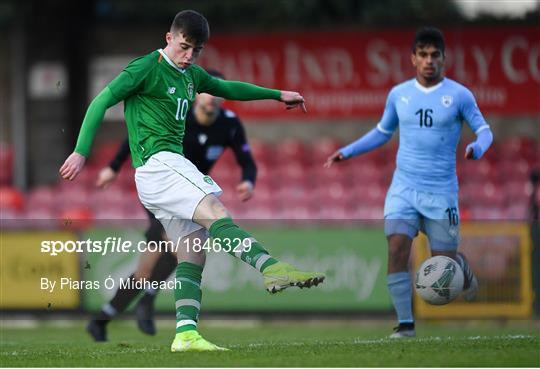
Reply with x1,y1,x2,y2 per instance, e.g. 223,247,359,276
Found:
441,95,453,107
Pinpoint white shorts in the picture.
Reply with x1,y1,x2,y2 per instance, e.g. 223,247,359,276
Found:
135,151,222,241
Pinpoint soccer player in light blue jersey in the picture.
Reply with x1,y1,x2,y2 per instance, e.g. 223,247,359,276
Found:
325,27,493,338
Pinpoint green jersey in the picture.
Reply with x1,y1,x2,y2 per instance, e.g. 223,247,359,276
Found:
75,49,280,167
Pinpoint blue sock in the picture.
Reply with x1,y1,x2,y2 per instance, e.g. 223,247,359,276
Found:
387,272,414,324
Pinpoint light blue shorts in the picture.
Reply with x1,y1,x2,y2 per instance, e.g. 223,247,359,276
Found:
384,182,460,251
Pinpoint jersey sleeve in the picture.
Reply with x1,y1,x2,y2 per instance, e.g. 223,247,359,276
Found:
193,66,280,101
107,55,155,101
376,89,399,135
109,138,131,172
339,127,392,159
459,87,490,134
74,87,120,157
194,66,220,93
228,117,257,184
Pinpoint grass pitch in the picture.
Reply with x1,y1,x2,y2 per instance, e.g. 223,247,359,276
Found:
1,319,539,367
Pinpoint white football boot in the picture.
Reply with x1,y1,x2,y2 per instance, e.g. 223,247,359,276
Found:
389,323,416,339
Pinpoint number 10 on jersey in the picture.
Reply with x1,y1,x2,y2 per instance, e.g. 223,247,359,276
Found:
176,98,189,121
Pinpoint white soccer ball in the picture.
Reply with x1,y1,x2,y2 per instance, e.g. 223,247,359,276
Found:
415,255,464,305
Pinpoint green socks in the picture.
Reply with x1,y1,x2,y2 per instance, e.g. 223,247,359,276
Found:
175,219,279,334
174,219,278,333
209,218,278,272
175,262,203,333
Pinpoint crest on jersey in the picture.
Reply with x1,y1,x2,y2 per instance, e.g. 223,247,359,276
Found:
203,175,214,185
187,82,194,99
198,133,208,145
441,95,453,107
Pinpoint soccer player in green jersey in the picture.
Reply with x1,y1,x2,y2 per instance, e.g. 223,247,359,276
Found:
59,10,324,352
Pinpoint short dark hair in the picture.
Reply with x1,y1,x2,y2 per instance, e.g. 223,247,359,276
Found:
206,69,225,80
412,27,445,54
171,10,210,45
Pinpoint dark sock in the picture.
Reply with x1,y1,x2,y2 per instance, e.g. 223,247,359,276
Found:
398,322,415,330
148,252,177,285
94,310,112,325
140,292,156,303
107,273,142,314
106,221,165,313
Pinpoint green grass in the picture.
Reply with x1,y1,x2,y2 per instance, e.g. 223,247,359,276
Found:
1,320,539,367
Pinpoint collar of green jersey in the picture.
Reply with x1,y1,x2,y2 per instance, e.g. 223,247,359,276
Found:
158,49,187,74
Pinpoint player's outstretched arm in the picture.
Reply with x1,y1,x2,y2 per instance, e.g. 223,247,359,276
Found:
59,87,119,181
59,152,86,181
107,138,131,173
95,167,117,189
206,79,307,113
229,120,257,201
324,127,392,168
95,138,131,188
280,91,307,113
325,88,397,168
465,127,493,160
460,87,494,161
324,151,345,168
236,180,254,202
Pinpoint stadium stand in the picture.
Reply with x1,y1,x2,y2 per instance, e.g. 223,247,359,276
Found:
1,137,538,224
0,144,13,186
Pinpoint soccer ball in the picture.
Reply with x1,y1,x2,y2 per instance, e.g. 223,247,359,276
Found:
415,255,464,305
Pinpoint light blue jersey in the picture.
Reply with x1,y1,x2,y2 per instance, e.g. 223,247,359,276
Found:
338,76,492,249
378,77,490,193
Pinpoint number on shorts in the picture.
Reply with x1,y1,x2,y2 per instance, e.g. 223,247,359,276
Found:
445,207,459,226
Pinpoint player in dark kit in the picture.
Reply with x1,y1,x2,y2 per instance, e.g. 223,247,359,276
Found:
87,70,258,342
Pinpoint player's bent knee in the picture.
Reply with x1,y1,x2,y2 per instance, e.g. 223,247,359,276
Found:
193,194,231,229
387,234,413,248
